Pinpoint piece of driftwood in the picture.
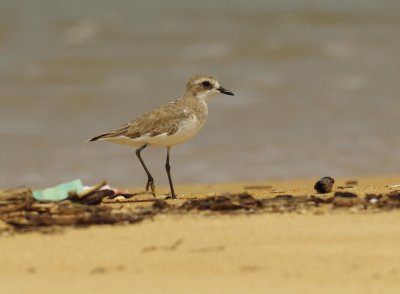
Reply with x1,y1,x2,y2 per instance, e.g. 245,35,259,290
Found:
0,187,33,213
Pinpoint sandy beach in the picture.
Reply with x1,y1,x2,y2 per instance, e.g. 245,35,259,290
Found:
2,175,400,294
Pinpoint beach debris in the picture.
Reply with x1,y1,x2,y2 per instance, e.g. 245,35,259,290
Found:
386,184,400,190
107,191,151,200
0,182,151,232
336,185,355,189
0,187,33,213
333,193,363,207
180,193,263,212
180,193,323,214
365,194,382,204
4,182,400,234
273,195,294,200
152,199,170,210
314,177,335,193
388,191,400,201
262,195,328,213
68,180,114,205
32,179,142,205
334,191,358,198
33,179,84,202
345,180,358,186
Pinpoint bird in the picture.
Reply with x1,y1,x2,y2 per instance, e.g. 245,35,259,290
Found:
89,74,234,199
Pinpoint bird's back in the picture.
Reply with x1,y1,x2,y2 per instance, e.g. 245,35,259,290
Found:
89,97,208,147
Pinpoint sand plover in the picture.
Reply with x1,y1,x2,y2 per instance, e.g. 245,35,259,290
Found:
89,74,234,199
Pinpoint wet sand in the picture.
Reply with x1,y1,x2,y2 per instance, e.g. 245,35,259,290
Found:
1,175,400,293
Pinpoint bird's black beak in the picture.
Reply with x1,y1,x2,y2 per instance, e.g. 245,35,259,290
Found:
217,86,234,96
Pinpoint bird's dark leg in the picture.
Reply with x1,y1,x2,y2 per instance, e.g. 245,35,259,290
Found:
135,144,155,197
165,147,176,199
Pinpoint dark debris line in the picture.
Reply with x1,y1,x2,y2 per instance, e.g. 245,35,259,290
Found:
2,187,400,233
0,187,155,232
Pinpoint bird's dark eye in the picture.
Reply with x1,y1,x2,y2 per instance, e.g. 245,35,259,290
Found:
201,81,212,88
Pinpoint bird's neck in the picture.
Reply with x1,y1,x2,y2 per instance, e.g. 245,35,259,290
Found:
182,94,207,108
181,94,209,121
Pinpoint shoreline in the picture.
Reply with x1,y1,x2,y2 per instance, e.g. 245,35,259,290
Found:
1,175,400,293
118,174,400,200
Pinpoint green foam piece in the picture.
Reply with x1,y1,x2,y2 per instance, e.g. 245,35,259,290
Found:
33,179,84,201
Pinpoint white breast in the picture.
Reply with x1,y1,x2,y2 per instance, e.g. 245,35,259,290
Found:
146,114,205,147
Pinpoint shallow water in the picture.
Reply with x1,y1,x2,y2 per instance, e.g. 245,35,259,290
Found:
1,0,400,188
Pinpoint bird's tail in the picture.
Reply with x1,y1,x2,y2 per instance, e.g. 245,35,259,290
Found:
88,133,109,142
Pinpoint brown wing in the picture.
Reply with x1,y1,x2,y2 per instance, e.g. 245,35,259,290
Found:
90,100,191,141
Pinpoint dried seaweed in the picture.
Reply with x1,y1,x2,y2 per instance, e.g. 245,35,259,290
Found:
180,193,262,212
0,187,33,213
3,185,400,234
0,186,151,232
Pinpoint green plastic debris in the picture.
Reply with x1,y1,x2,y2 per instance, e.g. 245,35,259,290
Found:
33,179,84,202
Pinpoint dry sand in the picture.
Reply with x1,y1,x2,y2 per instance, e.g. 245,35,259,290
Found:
2,175,400,294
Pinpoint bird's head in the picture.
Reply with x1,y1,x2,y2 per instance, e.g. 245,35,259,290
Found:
184,74,234,102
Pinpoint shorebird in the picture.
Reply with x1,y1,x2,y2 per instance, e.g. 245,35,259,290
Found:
89,74,234,199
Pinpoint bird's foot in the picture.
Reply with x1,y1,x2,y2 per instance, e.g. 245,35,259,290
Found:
164,193,177,200
145,178,156,197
